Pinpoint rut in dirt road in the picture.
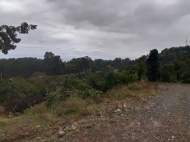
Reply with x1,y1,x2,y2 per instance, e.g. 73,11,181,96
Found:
67,84,190,142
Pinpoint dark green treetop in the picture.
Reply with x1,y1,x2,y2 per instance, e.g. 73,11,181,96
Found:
0,22,37,54
146,49,160,82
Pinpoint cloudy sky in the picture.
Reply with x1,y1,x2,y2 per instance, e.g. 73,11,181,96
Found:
1,0,190,60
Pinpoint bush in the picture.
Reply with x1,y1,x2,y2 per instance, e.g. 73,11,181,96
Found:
24,102,48,115
126,74,138,83
128,83,142,91
161,70,170,82
105,72,118,89
45,77,102,108
0,79,25,105
55,96,89,118
181,71,190,83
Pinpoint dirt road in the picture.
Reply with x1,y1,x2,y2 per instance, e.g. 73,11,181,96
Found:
67,84,190,142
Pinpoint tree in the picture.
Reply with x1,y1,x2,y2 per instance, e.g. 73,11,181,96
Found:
161,70,170,82
43,52,63,75
0,22,37,54
137,61,145,81
146,49,160,82
80,56,92,72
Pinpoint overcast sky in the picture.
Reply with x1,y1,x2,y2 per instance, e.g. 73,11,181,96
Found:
1,0,190,60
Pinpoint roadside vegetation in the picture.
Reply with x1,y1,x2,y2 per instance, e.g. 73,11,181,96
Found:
0,79,160,142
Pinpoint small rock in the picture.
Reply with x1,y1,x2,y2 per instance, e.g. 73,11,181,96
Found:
146,106,150,109
65,126,72,131
36,137,41,140
35,125,40,128
123,103,127,108
114,109,121,112
58,131,65,137
137,122,140,125
25,132,29,136
71,124,77,130
171,135,176,139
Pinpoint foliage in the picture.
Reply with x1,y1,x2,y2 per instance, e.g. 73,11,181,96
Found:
12,78,38,96
161,70,170,82
0,22,37,54
43,52,64,75
137,62,145,81
146,49,160,82
24,102,48,115
181,71,190,83
0,79,25,105
45,77,102,108
105,72,118,89
55,96,89,117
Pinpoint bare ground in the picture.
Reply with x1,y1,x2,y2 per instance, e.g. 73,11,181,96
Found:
66,84,190,142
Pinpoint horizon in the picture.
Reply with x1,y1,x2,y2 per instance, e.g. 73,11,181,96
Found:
1,0,190,60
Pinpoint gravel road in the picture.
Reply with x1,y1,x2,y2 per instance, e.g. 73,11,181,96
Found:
67,84,190,142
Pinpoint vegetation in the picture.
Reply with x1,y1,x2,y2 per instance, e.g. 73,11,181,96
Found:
146,49,160,82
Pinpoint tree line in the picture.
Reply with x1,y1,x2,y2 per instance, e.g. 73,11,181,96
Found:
0,52,132,78
1,45,190,83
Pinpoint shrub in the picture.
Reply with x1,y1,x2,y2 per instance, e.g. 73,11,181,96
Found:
126,74,138,83
45,77,102,108
128,83,142,91
161,70,170,82
181,71,190,83
0,79,25,105
24,102,48,115
55,96,89,118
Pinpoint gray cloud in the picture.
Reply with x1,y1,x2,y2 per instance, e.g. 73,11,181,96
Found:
1,0,190,60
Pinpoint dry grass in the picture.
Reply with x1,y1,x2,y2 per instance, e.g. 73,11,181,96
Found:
106,80,159,100
55,95,89,119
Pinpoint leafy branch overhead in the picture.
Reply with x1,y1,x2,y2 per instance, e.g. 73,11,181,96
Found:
0,22,37,54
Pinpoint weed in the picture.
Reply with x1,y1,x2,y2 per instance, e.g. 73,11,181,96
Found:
128,83,142,91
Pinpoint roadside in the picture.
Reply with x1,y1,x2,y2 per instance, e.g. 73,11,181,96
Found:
1,83,190,142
